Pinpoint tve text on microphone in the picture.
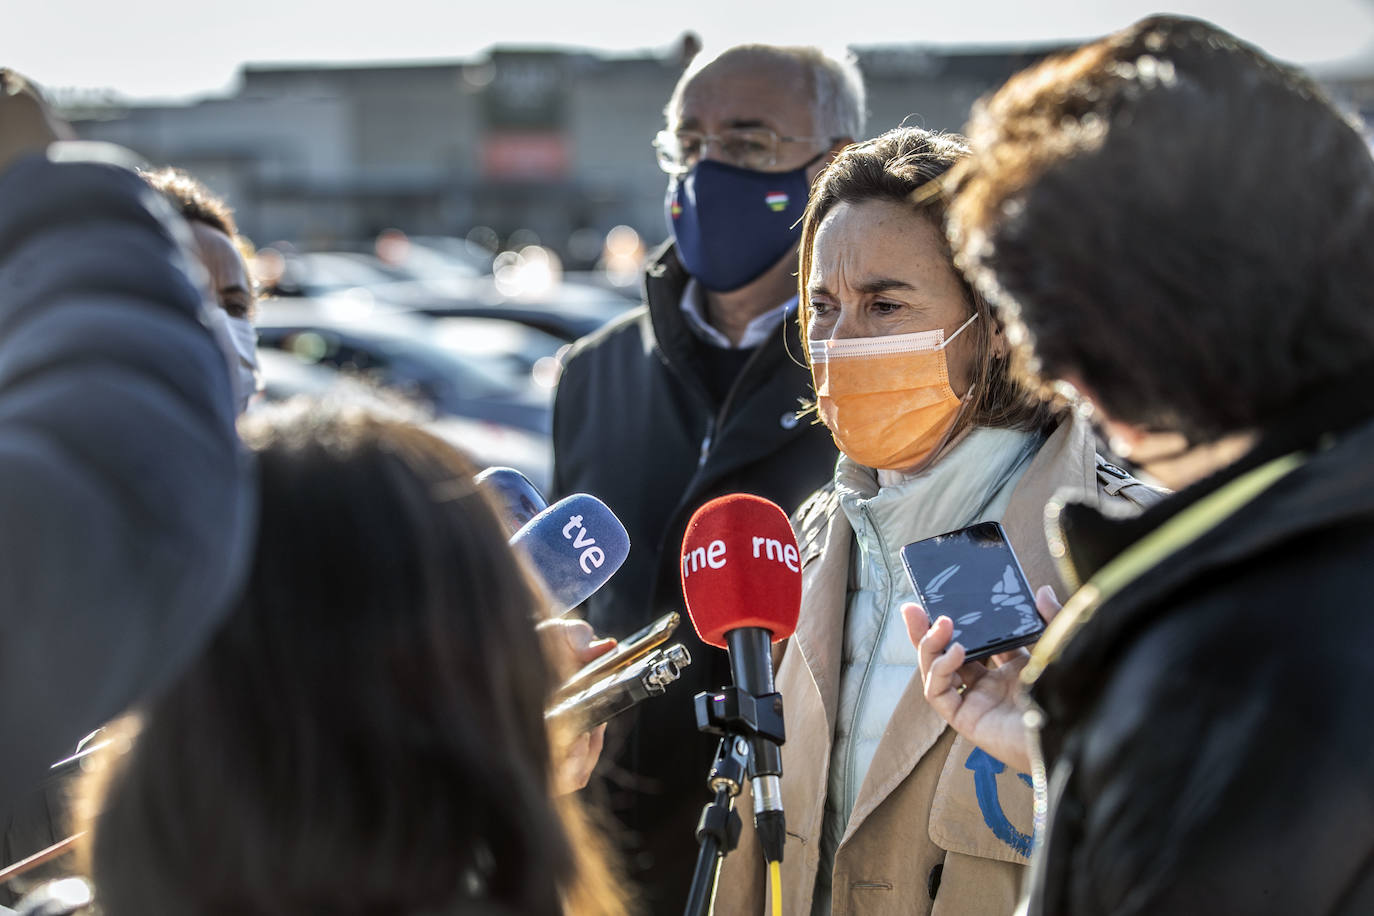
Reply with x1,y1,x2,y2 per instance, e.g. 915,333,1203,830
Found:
561,514,607,574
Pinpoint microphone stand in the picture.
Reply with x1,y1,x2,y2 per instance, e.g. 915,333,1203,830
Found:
683,730,748,916
683,668,787,916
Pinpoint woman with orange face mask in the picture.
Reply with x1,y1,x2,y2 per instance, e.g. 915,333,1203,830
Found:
715,127,1161,916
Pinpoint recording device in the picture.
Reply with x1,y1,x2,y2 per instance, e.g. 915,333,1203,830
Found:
475,466,547,536
679,493,802,870
901,521,1044,662
545,643,692,731
552,611,680,704
509,493,631,615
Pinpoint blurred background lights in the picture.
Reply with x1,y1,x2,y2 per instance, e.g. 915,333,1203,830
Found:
493,245,564,299
374,228,412,267
602,225,645,289
251,247,286,291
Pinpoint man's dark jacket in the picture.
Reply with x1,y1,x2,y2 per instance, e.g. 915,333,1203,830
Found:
0,148,254,809
552,243,838,911
1024,387,1374,915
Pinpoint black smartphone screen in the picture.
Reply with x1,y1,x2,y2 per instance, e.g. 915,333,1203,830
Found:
900,521,1044,662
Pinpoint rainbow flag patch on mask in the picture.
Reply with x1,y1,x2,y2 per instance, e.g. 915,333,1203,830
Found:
765,192,789,212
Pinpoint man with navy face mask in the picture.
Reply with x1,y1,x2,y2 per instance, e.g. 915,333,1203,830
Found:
552,45,864,912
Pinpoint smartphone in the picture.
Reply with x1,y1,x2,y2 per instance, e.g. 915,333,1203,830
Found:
900,521,1044,662
546,643,692,731
551,611,680,703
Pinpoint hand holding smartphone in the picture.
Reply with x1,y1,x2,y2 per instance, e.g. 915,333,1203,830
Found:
900,521,1043,662
552,611,679,703
545,643,691,732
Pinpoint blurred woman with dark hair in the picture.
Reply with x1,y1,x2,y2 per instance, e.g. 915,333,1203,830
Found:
61,405,629,916
915,16,1374,914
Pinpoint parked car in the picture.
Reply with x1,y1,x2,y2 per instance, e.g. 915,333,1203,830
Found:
402,235,496,279
427,316,569,391
255,300,552,435
255,347,551,492
268,250,632,342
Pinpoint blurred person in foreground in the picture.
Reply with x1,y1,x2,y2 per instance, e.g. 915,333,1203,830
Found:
142,167,261,413
53,406,630,916
0,70,252,808
715,127,1156,916
909,15,1374,914
1,148,267,906
552,44,863,909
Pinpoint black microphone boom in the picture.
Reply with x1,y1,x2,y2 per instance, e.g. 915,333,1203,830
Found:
725,628,786,865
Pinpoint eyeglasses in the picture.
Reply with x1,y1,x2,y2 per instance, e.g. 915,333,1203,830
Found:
652,128,840,175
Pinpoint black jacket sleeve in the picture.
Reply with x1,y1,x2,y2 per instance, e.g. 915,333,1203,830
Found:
0,147,254,805
1054,554,1374,916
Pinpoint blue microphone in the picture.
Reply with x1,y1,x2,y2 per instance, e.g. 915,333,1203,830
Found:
510,493,630,615
475,466,547,536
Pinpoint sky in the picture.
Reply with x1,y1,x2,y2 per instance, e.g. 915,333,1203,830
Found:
9,0,1374,102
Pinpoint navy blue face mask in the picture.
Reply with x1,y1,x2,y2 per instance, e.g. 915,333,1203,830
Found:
665,155,821,293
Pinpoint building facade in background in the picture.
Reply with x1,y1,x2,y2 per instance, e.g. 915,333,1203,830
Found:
65,35,1372,262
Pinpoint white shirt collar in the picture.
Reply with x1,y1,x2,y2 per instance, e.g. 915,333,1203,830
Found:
678,278,797,349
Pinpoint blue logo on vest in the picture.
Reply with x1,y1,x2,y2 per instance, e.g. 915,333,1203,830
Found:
965,748,1034,857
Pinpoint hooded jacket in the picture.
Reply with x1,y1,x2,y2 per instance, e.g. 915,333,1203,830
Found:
551,242,838,910
0,146,254,807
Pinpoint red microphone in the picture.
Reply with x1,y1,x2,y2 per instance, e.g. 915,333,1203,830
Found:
680,493,801,866
680,494,801,647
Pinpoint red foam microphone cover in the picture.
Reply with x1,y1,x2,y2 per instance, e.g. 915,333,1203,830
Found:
679,494,802,649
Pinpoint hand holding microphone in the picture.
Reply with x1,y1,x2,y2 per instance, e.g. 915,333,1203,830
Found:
481,475,693,779
478,473,697,792
539,617,616,794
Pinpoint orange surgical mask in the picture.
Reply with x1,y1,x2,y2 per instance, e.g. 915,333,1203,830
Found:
809,313,978,470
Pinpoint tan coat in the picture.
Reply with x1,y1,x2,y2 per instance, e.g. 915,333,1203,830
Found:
715,418,1149,916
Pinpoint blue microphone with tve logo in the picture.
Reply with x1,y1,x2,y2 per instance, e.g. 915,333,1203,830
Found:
509,493,631,615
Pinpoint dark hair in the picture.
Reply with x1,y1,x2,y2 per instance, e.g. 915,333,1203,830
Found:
949,15,1374,442
140,167,240,239
141,166,257,317
798,126,1054,439
82,405,627,916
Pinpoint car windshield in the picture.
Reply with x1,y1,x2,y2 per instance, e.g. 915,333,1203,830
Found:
262,320,535,403
381,244,484,282
430,317,567,389
431,317,564,361
285,254,397,293
352,322,538,401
